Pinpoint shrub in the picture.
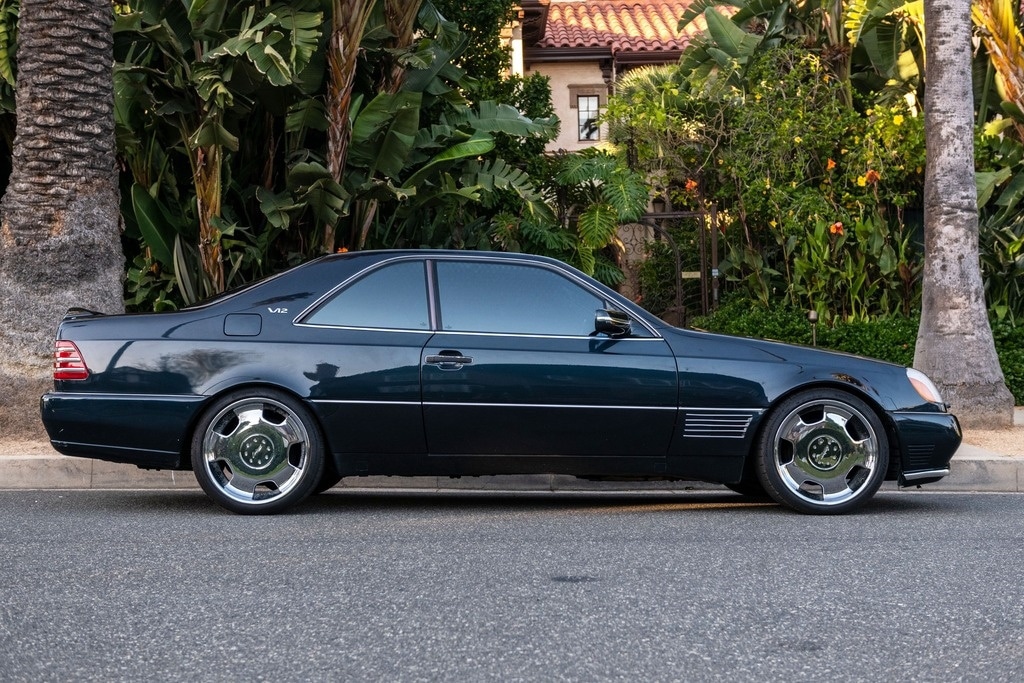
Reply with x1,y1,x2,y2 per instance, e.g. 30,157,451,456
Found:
693,302,1023,403
992,321,1024,404
689,298,812,345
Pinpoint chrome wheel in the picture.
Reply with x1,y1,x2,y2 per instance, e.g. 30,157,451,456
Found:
192,389,324,514
758,390,888,514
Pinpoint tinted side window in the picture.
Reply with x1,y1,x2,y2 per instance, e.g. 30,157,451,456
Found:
305,261,429,329
436,261,602,336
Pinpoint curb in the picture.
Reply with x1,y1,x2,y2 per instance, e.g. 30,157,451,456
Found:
0,446,1020,493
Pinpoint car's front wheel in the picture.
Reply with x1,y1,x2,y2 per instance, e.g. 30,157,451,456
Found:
191,388,325,514
756,389,889,515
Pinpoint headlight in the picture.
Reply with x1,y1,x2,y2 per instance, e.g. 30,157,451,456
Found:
907,368,944,405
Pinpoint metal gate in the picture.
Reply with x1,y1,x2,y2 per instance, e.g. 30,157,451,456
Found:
617,208,719,326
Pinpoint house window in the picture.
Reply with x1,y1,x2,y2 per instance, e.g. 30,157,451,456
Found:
577,95,600,141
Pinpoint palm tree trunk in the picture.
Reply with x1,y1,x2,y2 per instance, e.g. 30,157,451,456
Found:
325,0,376,253
0,0,124,438
354,0,421,249
916,0,1014,428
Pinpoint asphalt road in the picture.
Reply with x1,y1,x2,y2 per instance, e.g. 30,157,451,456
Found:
1,489,1022,682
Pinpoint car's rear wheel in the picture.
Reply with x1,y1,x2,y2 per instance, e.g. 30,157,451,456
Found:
191,388,325,514
756,389,888,515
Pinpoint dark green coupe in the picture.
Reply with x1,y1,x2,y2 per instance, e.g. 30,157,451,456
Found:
41,250,961,515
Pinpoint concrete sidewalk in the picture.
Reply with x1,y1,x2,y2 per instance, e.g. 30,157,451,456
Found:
1,425,1021,494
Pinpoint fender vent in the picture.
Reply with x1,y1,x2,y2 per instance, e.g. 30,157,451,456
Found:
683,410,756,439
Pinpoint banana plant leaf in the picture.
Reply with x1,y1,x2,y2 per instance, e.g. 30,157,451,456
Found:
402,132,495,189
348,91,423,180
131,184,177,269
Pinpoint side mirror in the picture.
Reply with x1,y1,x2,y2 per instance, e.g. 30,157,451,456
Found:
595,309,632,338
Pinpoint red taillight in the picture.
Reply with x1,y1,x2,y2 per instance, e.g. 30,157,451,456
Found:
54,341,89,381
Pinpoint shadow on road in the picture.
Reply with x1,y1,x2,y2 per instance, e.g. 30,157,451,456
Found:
22,486,983,517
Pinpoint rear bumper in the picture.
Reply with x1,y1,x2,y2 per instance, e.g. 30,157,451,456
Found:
40,392,207,470
890,411,962,486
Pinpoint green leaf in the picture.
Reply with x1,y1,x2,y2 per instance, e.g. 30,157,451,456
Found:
577,203,619,249
246,38,292,87
0,4,17,89
602,169,649,222
703,8,761,60
977,167,1013,208
878,244,897,274
191,118,239,151
402,132,495,188
995,169,1024,217
287,161,332,187
286,162,350,225
679,0,743,31
464,159,554,224
257,187,301,229
285,98,328,133
172,235,197,305
132,184,176,268
349,92,423,179
442,100,552,138
575,245,597,276
1000,101,1024,124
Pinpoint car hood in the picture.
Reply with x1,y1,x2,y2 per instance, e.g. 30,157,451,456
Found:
657,326,930,412
663,326,900,367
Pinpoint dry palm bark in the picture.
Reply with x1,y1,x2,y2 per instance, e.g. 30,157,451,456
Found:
0,0,124,438
325,0,376,253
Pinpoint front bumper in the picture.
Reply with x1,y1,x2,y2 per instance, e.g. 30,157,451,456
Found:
889,411,962,486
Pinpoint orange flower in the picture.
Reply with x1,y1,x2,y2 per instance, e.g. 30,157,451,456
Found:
829,221,844,235
684,179,699,193
826,158,836,171
865,169,881,184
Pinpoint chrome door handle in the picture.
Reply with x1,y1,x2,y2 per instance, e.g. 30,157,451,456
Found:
425,352,473,369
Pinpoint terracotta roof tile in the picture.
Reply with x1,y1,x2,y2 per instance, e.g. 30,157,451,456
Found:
538,1,700,53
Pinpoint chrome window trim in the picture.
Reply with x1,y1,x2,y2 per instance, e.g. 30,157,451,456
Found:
293,324,663,340
431,256,661,338
293,253,663,339
428,330,663,341
295,323,434,334
293,255,430,326
425,257,440,330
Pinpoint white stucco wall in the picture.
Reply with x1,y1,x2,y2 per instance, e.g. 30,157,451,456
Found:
526,62,608,153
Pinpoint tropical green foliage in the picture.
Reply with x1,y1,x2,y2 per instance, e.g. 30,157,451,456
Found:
604,41,924,323
979,212,1024,323
0,0,16,193
2,0,1024,333
490,150,648,280
104,0,568,309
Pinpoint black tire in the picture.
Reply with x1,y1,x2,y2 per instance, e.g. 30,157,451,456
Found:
756,389,889,515
191,388,325,514
314,460,343,494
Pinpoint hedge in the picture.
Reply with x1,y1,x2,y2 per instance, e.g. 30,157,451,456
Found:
690,299,1024,404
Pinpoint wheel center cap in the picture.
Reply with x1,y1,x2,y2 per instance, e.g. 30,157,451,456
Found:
239,434,277,470
807,434,844,471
